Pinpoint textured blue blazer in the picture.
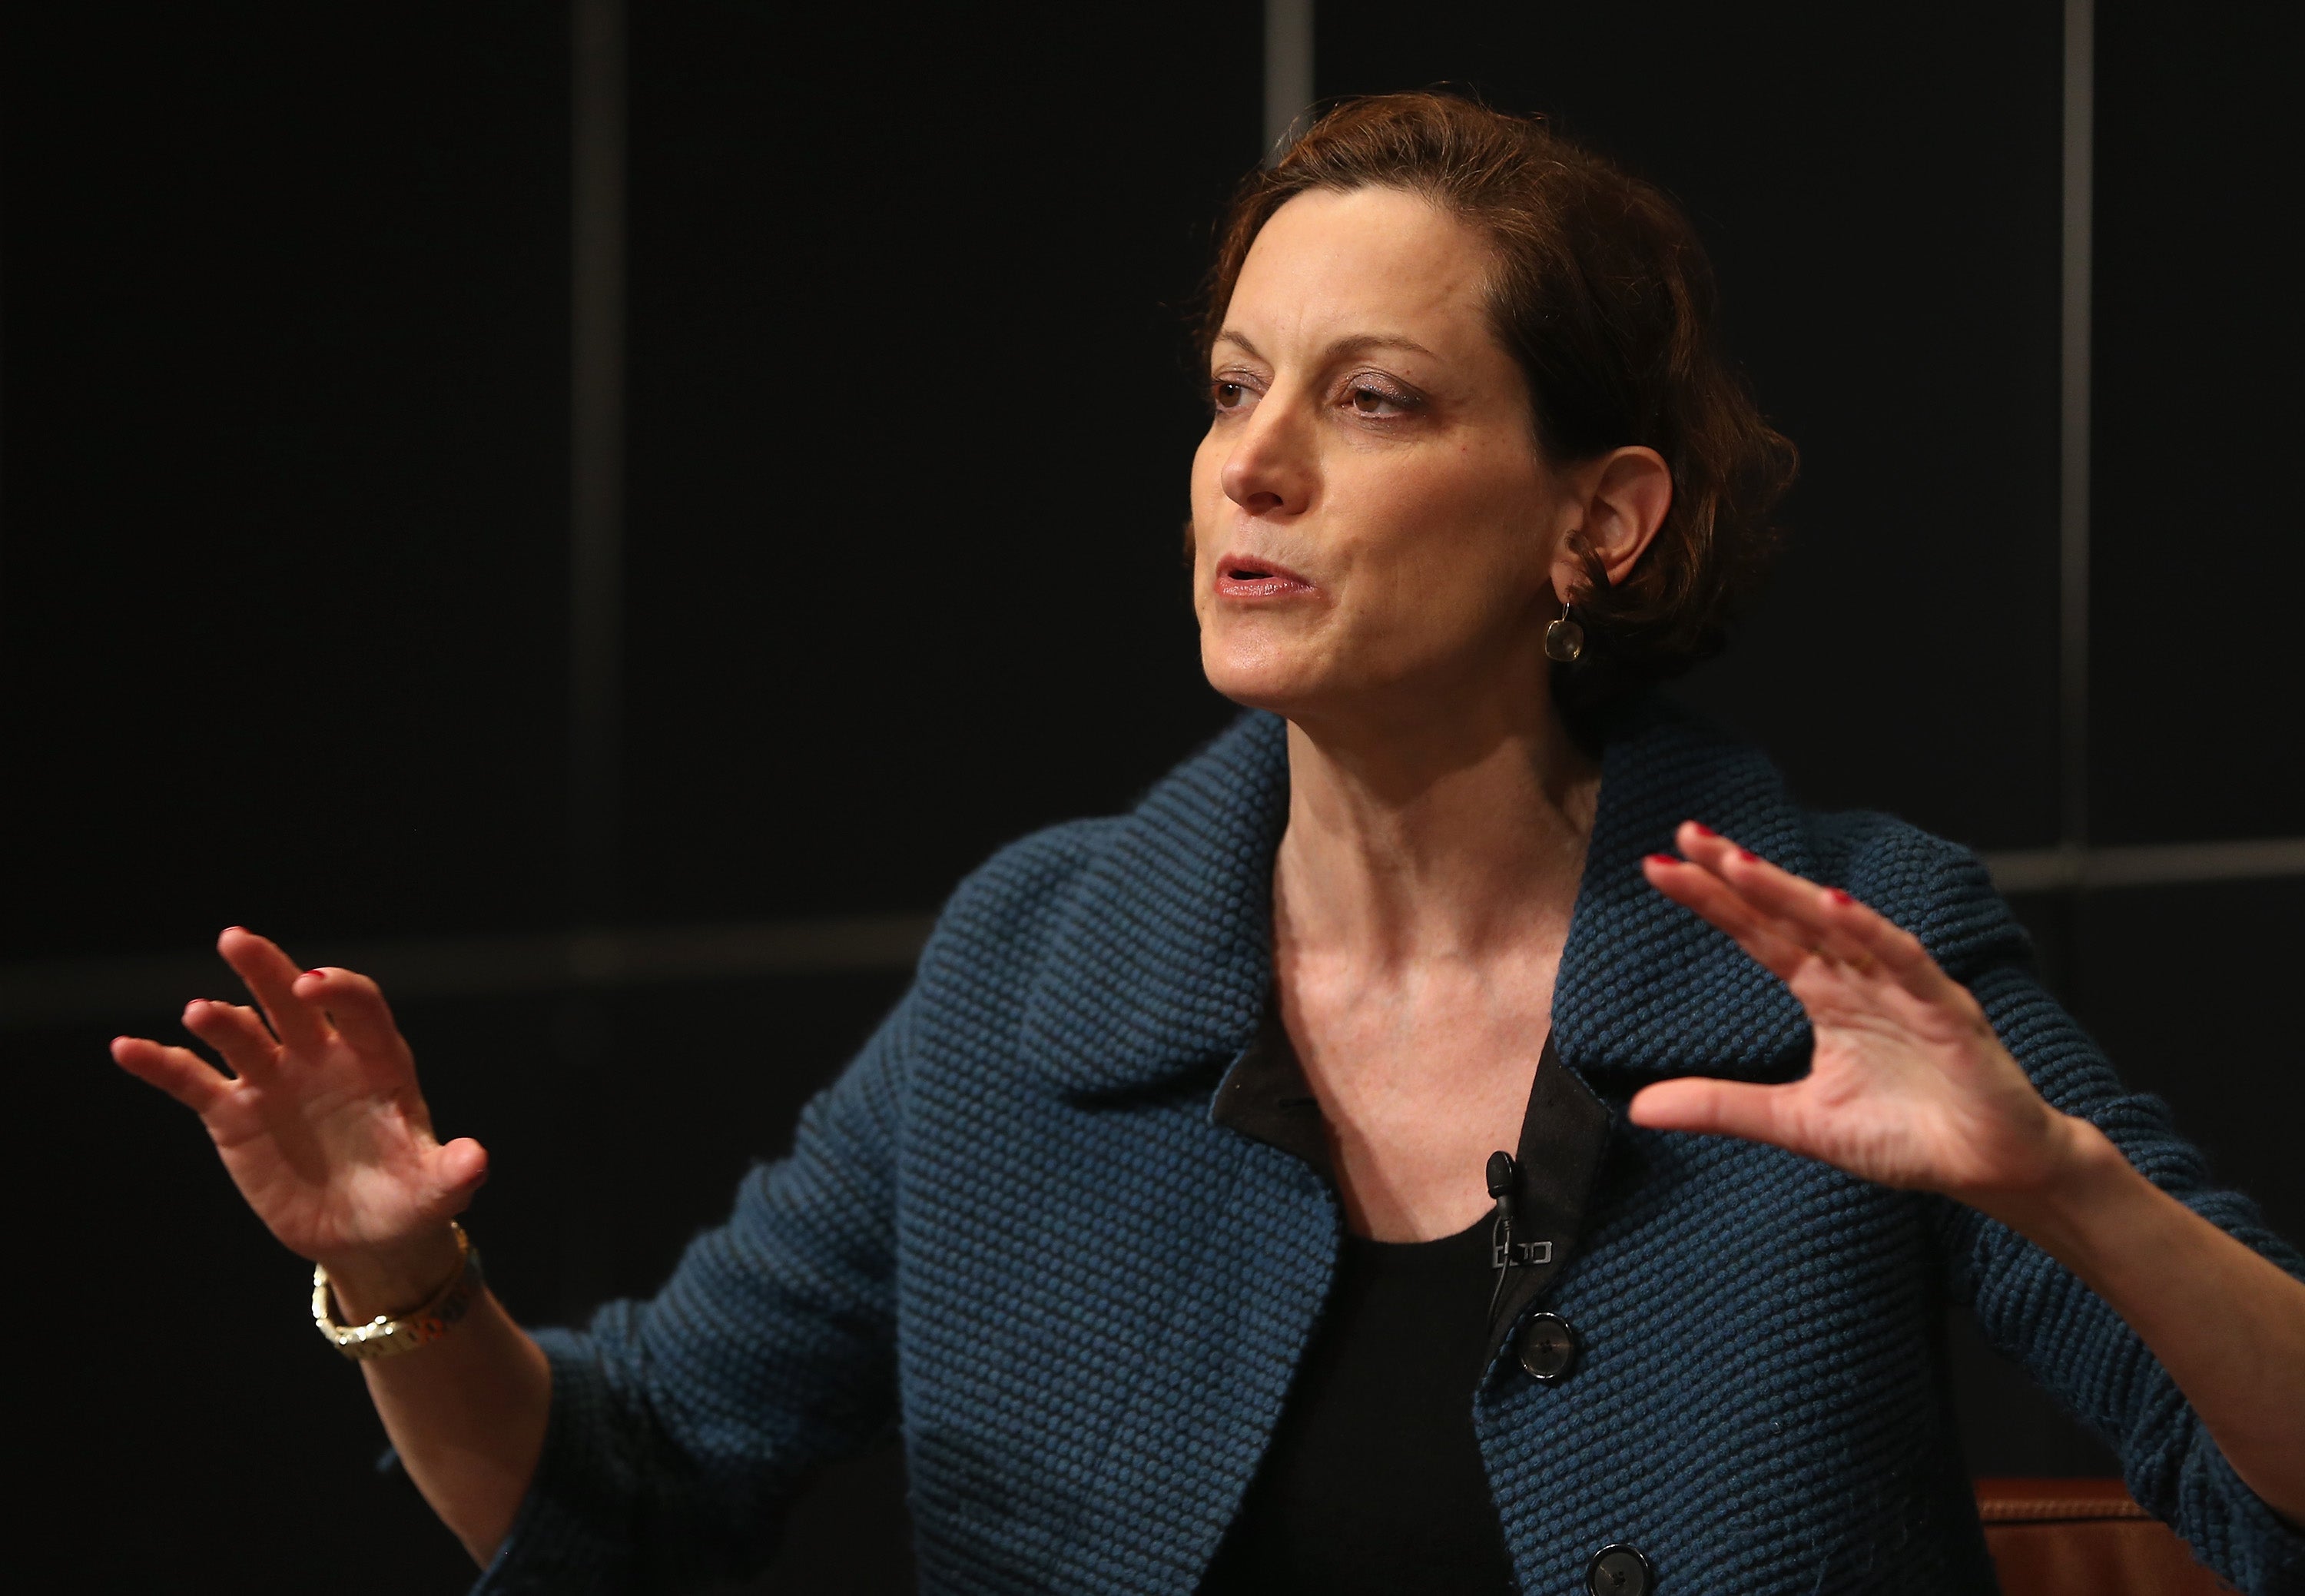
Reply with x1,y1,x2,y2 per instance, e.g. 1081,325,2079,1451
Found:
478,702,2305,1594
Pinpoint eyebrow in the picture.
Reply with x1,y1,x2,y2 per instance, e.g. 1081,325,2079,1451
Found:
1212,330,1440,363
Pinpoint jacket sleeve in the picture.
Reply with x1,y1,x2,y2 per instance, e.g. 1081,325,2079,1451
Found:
1905,847,2305,1594
473,989,914,1595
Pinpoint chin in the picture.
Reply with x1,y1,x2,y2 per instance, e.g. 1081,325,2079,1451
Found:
1198,631,1336,718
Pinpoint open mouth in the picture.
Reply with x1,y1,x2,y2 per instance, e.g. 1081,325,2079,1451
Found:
1216,558,1315,598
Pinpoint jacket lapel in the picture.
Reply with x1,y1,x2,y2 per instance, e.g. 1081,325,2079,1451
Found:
1016,712,1289,1097
1551,697,1816,1081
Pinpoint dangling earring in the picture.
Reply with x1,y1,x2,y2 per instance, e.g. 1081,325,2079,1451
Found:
1544,599,1585,663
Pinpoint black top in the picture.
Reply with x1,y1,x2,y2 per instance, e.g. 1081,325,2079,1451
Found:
1196,1215,1517,1594
1199,1012,1612,1592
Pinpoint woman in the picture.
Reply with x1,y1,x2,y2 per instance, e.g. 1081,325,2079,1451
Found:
113,95,2305,1594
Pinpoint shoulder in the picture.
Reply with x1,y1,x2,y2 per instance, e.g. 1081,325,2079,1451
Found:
1594,695,2031,980
1803,808,2030,979
902,712,1289,1082
912,811,1118,1000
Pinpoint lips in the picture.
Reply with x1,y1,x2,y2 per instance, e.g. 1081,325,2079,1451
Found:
1215,556,1316,600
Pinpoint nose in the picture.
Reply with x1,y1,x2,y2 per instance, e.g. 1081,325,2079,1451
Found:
1219,393,1314,519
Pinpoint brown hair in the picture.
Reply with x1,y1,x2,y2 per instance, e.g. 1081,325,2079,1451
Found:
1199,92,1798,702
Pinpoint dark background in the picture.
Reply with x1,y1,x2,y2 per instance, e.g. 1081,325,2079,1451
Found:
5,2,2299,1589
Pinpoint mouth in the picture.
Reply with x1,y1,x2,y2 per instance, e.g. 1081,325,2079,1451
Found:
1215,556,1317,600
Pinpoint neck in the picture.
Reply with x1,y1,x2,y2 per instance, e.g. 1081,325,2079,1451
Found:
1273,688,1600,972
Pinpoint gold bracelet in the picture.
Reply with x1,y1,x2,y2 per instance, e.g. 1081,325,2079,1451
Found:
311,1223,485,1362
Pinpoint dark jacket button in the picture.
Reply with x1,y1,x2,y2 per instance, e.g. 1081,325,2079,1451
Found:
1514,1311,1578,1383
1586,1543,1653,1596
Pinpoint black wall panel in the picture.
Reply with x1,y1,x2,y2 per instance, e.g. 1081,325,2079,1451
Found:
2068,878,2305,1246
2088,2,2304,844
2,5,572,962
1317,0,2067,852
616,3,1262,925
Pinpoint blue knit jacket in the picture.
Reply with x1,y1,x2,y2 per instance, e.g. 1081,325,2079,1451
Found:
478,702,2305,1594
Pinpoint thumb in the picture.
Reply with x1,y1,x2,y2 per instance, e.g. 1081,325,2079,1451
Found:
1628,1077,1798,1150
419,1136,490,1221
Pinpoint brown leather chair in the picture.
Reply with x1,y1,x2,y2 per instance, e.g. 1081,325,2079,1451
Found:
1975,1478,2237,1594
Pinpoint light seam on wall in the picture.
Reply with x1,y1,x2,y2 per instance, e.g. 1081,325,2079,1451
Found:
16,834,2305,1027
570,0,627,925
2059,0,2094,852
1978,838,2305,895
2,917,938,1027
1263,0,1313,164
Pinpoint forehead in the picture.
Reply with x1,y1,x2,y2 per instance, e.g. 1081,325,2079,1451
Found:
1225,186,1496,352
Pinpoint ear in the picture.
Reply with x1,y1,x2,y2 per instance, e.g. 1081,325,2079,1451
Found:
1549,446,1673,602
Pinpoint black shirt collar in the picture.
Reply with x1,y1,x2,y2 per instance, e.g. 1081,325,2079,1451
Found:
1211,1012,1614,1361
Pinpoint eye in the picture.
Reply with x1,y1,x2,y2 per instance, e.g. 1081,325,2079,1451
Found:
1342,376,1417,418
1209,371,1264,415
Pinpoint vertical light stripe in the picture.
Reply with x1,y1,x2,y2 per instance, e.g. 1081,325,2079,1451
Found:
1264,0,1314,164
570,0,628,922
2060,0,2094,850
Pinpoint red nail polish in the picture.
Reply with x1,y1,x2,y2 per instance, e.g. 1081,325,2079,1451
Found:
1826,888,1852,905
1688,822,1716,837
1646,852,1677,865
304,969,326,978
1737,849,1757,864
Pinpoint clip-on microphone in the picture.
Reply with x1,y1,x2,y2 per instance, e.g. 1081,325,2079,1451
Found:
1485,1150,1517,1320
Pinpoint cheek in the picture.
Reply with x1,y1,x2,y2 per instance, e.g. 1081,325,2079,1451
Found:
1186,438,1216,602
1325,453,1554,656
1349,450,1541,579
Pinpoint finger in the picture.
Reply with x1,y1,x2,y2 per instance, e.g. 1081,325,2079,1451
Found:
1675,825,1962,1002
1812,888,1965,1004
1673,826,1899,971
181,998,281,1080
1673,823,1860,952
111,1034,233,1114
217,927,330,1052
297,967,405,1059
1627,1074,1801,1150
420,1137,491,1222
1643,852,1814,982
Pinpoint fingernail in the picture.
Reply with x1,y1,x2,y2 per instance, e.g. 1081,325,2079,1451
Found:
1826,888,1852,905
1687,821,1715,837
1645,852,1677,865
304,969,326,979
1737,849,1757,864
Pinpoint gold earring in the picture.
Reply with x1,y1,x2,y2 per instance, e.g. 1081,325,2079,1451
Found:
1544,599,1586,663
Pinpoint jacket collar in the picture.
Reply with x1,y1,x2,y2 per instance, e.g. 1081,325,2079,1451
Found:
1019,697,1814,1098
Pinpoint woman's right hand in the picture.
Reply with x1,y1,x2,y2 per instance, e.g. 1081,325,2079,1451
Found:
111,926,487,1312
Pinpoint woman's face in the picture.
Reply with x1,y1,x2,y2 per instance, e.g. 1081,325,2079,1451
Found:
1189,185,1585,730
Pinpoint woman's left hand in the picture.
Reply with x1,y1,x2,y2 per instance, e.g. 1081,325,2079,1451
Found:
1637,824,2305,1525
1630,822,2087,1208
